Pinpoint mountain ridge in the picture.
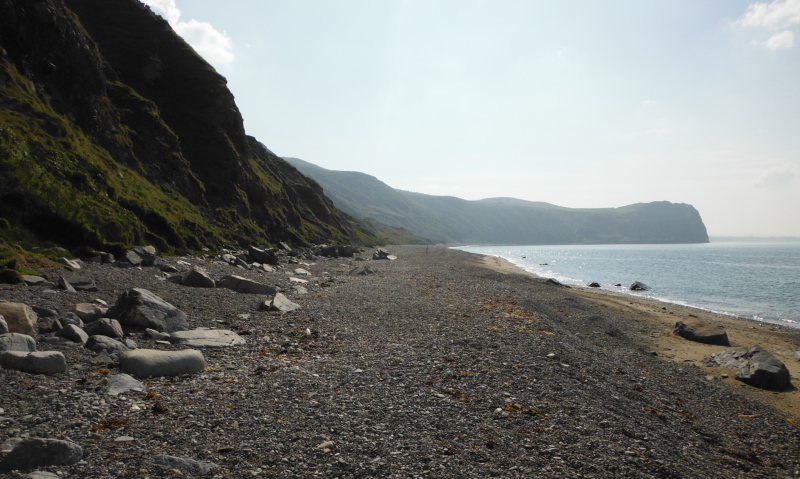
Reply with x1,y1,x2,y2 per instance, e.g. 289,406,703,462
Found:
284,157,710,245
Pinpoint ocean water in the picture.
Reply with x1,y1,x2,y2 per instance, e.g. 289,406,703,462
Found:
456,242,800,329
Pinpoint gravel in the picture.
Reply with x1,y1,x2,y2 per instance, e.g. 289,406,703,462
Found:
0,244,798,478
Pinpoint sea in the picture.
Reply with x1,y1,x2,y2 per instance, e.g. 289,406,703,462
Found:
456,241,800,329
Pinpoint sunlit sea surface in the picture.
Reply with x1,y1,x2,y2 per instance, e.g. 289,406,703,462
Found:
456,242,800,329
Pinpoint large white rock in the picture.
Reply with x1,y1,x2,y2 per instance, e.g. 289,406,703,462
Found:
120,349,206,378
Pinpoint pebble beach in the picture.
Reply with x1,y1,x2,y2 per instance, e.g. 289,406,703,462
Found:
1,244,800,478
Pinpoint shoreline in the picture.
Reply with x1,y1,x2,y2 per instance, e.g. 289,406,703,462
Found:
474,252,800,417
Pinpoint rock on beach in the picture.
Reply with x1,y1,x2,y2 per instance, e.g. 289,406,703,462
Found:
120,349,206,378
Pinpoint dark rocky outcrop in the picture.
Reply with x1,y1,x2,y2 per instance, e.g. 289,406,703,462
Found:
705,346,791,390
0,0,377,257
106,288,188,332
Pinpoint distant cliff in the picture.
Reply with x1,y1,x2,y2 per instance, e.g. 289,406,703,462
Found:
285,158,710,245
0,0,376,253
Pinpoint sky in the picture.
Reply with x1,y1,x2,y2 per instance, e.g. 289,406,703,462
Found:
140,0,800,237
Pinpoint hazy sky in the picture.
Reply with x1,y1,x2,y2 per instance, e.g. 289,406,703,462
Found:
141,0,800,237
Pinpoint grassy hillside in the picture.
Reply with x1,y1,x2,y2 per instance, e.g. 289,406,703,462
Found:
285,158,710,245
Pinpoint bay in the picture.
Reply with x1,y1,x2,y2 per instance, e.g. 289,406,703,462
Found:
456,242,800,328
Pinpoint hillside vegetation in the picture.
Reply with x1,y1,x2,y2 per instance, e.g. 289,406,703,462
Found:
285,157,710,245
0,0,378,257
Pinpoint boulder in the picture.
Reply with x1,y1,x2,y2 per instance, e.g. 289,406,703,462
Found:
169,329,246,348
121,249,143,266
31,306,58,318
705,345,791,390
85,335,130,360
0,315,7,334
132,246,157,267
630,281,651,291
57,276,77,292
61,275,98,292
70,302,105,322
674,320,730,346
588,282,601,288
0,333,37,353
56,324,89,345
338,245,356,258
22,275,48,286
106,288,189,333
57,257,81,270
260,293,301,313
120,349,206,378
0,438,83,472
105,373,145,396
217,275,276,295
181,267,216,288
57,312,84,329
84,318,124,339
348,265,375,276
37,316,62,334
0,303,37,336
247,245,278,265
316,245,339,258
372,248,396,260
0,351,67,375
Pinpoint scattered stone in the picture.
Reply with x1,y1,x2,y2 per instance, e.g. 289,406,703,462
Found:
144,328,171,341
170,328,246,348
630,281,651,291
55,324,89,345
132,246,157,267
21,275,47,286
588,282,601,288
121,250,143,267
289,277,308,284
292,285,308,295
57,276,76,293
57,312,84,329
0,303,38,336
260,293,300,313
31,306,57,318
348,265,375,276
181,266,216,288
63,275,98,292
152,454,216,476
84,318,124,339
36,316,62,334
158,263,180,273
105,373,145,396
120,349,206,378
372,248,396,260
674,320,730,346
706,345,791,390
247,245,278,265
217,275,276,295
28,470,61,479
0,351,67,375
0,438,83,472
0,333,37,353
57,257,81,270
106,288,189,333
114,436,135,443
70,303,105,323
84,335,130,360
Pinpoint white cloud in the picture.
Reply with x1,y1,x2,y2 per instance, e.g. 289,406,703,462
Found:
738,0,800,49
141,0,234,67
753,163,796,188
766,29,796,48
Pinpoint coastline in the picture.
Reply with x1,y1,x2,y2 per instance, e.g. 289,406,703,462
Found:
475,253,800,417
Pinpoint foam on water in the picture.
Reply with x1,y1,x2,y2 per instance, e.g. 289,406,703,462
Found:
457,242,800,329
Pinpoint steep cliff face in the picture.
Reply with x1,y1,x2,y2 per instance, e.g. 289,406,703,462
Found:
0,0,374,252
